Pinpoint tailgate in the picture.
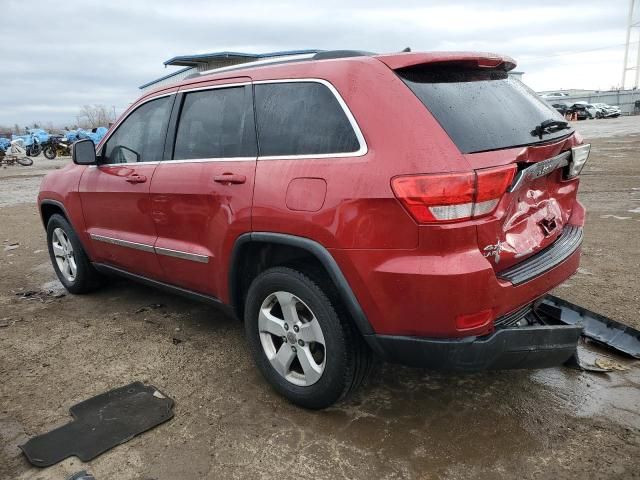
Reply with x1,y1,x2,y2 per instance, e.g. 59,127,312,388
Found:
469,141,582,272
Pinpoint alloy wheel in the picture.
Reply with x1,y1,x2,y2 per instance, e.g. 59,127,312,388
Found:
258,291,326,386
51,227,77,282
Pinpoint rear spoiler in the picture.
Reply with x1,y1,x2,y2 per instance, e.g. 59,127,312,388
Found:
374,51,516,72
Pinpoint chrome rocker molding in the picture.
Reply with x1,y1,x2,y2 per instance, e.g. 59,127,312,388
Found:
154,246,209,264
90,234,209,264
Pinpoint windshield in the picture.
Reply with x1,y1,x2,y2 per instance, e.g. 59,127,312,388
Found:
398,66,574,153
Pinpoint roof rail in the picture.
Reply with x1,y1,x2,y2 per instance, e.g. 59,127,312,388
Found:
197,50,376,78
312,50,375,60
198,53,317,76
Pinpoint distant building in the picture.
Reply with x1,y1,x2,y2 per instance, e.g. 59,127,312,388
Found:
139,50,321,93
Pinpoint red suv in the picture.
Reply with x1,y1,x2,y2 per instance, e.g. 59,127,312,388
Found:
39,51,589,408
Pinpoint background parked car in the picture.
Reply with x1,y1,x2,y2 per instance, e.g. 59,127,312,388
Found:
550,102,572,116
570,102,595,120
592,103,621,118
572,102,598,120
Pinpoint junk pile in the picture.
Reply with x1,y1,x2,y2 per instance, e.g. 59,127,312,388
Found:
0,127,109,158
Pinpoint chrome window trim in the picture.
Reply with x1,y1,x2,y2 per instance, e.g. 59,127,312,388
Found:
163,157,256,164
90,160,161,168
253,78,368,160
179,81,251,93
90,234,210,264
155,246,209,264
91,78,368,168
97,92,175,151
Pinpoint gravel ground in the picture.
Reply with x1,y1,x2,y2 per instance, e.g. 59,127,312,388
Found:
0,119,639,480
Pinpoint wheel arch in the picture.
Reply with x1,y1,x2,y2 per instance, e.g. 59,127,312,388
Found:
229,232,373,337
40,199,69,229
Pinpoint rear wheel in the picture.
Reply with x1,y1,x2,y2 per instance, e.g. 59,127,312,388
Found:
17,156,33,166
244,266,371,409
46,214,103,294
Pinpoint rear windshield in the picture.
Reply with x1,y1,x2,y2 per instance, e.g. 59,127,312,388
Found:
398,67,573,154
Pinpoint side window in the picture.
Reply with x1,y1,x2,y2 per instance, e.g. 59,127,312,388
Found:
103,96,172,164
254,82,360,157
173,85,256,159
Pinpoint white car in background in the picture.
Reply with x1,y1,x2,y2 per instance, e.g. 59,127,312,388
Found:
540,92,570,99
592,103,621,118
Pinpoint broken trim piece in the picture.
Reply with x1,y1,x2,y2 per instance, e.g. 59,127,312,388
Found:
539,295,640,359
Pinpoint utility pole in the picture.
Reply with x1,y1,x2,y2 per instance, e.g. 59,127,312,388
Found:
622,0,640,89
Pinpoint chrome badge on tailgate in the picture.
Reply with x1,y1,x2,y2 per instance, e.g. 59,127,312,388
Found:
508,151,571,192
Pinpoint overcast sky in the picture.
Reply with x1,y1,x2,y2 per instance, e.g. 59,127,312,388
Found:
0,0,633,127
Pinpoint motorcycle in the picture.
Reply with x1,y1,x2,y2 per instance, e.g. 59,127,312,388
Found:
43,135,71,159
26,135,42,157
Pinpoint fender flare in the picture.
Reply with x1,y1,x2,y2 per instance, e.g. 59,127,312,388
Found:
39,199,73,228
229,232,374,336
39,199,91,254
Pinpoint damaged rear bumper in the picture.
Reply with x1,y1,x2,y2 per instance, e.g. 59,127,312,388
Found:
366,323,582,371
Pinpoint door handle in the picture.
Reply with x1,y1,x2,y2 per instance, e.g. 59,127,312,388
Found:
213,174,246,185
125,174,147,184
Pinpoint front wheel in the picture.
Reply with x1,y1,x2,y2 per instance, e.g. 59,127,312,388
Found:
244,266,371,409
17,156,33,166
46,214,103,294
43,145,57,159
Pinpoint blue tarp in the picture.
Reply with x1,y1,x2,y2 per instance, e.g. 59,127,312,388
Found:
5,127,109,150
65,127,108,144
11,129,50,147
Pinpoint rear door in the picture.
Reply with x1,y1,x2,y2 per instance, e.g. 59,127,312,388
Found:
149,78,256,297
79,93,174,278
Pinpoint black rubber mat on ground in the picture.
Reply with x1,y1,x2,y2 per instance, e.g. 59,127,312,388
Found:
20,382,174,467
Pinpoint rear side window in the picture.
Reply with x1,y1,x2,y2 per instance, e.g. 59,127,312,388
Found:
254,82,360,157
103,96,172,164
173,85,256,159
398,67,573,154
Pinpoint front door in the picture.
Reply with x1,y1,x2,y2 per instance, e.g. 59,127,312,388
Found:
150,79,257,297
79,94,174,278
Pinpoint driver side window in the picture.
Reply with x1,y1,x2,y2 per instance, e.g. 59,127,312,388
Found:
102,96,172,164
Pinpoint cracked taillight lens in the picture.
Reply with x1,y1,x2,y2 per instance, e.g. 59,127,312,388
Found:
391,164,516,223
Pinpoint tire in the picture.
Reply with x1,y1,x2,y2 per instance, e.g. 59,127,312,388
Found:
17,156,33,166
46,214,103,294
244,266,371,409
31,144,42,156
43,145,57,159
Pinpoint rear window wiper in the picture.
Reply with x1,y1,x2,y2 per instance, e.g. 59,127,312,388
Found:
531,119,570,139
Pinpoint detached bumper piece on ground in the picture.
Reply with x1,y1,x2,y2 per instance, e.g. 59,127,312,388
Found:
371,294,640,371
540,295,640,359
20,382,174,467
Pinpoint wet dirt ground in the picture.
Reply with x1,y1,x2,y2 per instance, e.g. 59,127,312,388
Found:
1,118,639,479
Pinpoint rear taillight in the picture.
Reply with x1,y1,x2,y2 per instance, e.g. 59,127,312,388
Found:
567,144,591,179
391,165,516,223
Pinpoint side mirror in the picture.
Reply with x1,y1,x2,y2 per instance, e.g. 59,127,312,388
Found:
72,139,96,165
